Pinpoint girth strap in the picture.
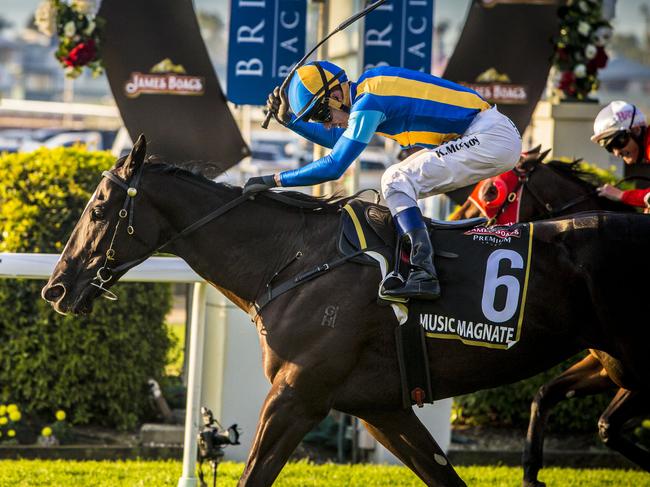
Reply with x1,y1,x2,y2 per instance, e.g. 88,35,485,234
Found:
255,245,384,312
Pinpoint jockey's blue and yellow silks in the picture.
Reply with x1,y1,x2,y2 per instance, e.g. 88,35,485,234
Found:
280,65,491,188
280,137,367,185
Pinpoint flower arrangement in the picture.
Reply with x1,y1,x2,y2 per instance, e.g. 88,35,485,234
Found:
552,0,612,101
34,0,104,78
38,409,71,446
0,404,22,444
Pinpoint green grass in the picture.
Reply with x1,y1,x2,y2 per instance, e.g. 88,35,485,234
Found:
0,460,647,486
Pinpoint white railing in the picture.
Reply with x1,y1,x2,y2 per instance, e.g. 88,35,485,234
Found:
0,253,205,487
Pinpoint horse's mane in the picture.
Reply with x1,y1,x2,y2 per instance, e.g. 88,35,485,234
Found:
543,159,606,190
141,158,349,214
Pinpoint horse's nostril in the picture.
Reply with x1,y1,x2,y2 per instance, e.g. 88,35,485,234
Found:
42,283,66,303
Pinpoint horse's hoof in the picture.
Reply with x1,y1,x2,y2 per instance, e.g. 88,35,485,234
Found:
523,480,546,487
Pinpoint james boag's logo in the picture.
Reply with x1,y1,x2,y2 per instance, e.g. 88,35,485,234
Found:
461,68,528,105
124,58,205,98
465,226,521,246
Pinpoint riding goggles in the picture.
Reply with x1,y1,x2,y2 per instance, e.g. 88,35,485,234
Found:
601,130,631,153
306,97,349,123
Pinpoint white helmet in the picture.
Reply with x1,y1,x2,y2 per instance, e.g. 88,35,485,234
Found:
591,101,646,145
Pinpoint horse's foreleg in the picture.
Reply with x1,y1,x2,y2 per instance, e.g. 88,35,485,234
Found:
522,354,615,487
598,388,650,471
239,380,330,486
352,408,466,487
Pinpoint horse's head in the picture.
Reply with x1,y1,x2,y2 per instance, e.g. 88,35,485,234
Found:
42,135,164,315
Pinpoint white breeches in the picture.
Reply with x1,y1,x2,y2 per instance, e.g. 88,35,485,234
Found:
381,106,522,215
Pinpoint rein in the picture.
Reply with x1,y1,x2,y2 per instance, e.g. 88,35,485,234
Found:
92,167,382,304
91,166,249,300
488,165,598,224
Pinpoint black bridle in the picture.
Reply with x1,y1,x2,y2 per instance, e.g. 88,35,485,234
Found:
487,165,599,225
90,165,250,301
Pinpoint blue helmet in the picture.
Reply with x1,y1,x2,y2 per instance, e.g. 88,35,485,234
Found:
286,61,350,124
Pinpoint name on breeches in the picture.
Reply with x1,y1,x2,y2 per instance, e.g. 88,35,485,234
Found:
419,313,515,345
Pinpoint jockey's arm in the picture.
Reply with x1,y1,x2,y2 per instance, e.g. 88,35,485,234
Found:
279,110,386,187
621,188,650,208
288,115,346,149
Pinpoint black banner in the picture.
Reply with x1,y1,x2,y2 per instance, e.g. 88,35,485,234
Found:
99,0,249,171
443,0,559,203
444,0,559,132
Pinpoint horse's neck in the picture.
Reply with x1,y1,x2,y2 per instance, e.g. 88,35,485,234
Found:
146,174,329,310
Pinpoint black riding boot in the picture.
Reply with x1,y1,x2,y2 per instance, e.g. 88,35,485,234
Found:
383,208,441,301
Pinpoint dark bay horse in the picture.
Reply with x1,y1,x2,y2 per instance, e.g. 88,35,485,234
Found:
449,146,630,223
42,137,650,486
451,147,648,487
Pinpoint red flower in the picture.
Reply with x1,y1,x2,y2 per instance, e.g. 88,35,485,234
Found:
64,39,97,67
558,70,575,91
556,48,569,62
594,46,608,69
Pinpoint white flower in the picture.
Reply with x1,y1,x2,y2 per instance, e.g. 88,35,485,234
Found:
578,1,590,13
34,1,56,37
585,44,597,59
577,21,591,37
593,26,613,46
574,64,587,78
72,0,96,15
84,20,96,36
64,21,76,37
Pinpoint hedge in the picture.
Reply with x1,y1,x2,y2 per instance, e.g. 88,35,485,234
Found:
0,147,171,430
453,354,615,433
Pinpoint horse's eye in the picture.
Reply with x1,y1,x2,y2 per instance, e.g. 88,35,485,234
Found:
91,206,105,221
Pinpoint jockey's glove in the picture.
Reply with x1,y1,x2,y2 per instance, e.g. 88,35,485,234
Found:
265,86,291,125
596,184,623,202
243,175,278,195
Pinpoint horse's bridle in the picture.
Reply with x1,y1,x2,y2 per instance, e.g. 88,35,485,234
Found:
488,165,597,224
89,165,250,301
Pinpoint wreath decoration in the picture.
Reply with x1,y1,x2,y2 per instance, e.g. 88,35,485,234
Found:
34,0,104,78
552,0,612,101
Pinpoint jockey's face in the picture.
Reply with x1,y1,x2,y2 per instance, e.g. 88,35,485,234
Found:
612,134,640,165
323,87,350,130
611,126,642,165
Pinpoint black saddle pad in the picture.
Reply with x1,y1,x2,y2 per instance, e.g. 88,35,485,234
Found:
339,199,533,350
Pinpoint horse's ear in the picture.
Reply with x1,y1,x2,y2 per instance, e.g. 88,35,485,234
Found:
538,148,552,163
528,145,542,155
119,134,147,178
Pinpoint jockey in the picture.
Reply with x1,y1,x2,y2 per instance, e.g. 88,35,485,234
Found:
244,61,522,301
592,101,650,208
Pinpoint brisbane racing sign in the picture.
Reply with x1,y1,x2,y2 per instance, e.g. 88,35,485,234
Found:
124,58,205,98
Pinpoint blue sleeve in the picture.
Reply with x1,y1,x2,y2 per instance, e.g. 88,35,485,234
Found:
288,115,345,149
279,110,385,187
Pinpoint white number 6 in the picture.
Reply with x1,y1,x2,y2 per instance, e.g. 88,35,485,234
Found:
481,249,523,323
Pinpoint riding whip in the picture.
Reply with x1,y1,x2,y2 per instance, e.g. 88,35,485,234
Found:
261,0,387,129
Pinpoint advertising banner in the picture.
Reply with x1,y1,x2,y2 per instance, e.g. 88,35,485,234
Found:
443,0,559,133
227,0,307,105
362,0,435,72
98,0,248,171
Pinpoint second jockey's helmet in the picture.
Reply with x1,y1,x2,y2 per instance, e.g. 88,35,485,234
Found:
287,61,351,123
591,101,647,146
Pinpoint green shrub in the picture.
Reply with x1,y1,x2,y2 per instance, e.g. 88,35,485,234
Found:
453,354,615,433
0,147,171,430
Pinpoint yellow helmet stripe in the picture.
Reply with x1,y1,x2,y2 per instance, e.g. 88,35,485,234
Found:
297,65,341,95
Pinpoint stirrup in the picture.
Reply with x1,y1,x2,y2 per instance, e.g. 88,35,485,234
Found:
378,271,409,304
